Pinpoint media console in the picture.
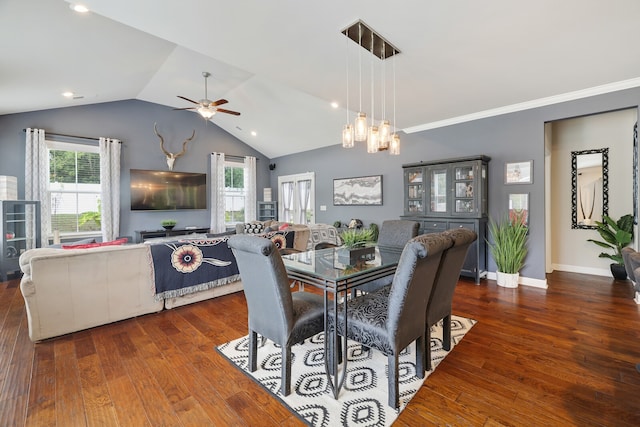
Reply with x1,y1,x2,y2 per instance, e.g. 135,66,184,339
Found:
135,227,210,243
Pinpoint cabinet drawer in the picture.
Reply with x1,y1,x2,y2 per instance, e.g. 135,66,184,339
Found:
449,221,476,232
422,221,448,233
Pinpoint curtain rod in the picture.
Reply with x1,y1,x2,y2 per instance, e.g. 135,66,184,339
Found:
22,128,121,143
215,153,259,161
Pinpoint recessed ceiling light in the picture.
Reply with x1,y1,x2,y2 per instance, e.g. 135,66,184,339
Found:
62,92,74,98
251,131,257,137
331,102,339,109
69,4,89,13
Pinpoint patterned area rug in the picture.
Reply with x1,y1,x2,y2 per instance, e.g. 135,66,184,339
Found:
216,315,476,426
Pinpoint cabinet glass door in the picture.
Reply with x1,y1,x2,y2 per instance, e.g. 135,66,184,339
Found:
453,164,475,214
428,167,448,214
405,168,424,214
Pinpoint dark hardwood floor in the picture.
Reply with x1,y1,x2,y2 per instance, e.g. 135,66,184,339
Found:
1,271,640,426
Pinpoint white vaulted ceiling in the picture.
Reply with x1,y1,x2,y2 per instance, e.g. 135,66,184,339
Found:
2,0,640,158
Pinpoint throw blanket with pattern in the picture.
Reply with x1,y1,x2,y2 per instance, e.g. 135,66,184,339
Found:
149,231,294,300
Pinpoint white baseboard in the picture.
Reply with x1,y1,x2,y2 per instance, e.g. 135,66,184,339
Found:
486,272,548,289
551,263,611,277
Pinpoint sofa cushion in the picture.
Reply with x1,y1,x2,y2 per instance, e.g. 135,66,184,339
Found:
48,237,96,249
62,237,128,249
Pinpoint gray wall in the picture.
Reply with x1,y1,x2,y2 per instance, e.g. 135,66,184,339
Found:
271,87,640,281
0,99,271,240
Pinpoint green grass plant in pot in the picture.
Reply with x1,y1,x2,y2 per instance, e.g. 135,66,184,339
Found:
487,212,528,288
586,214,633,280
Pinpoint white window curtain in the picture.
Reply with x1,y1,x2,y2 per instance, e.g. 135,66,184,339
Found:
99,137,121,241
24,128,49,248
281,181,294,223
210,152,226,233
297,179,311,224
244,156,257,222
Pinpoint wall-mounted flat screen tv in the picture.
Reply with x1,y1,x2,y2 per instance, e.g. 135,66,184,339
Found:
130,169,207,211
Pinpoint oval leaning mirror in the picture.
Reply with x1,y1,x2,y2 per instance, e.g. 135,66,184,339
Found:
571,148,608,229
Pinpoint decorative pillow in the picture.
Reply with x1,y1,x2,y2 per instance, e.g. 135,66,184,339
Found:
62,237,128,249
244,223,264,234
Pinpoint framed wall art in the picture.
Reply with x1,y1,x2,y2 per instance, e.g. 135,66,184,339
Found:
505,160,533,184
333,175,383,206
508,193,529,226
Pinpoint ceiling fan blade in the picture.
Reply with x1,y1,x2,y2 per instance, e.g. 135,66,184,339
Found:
173,107,196,111
216,108,241,116
177,95,199,104
211,99,228,107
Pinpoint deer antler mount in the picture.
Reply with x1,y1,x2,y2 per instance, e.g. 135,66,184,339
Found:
154,123,195,170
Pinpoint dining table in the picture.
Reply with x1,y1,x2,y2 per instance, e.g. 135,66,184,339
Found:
281,244,404,399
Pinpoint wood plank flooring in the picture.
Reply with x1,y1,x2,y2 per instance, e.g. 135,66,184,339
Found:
1,271,640,426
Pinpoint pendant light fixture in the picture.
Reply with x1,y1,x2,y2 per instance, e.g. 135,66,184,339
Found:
353,24,368,142
389,47,401,155
341,20,400,154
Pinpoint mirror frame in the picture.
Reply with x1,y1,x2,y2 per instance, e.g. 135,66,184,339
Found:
571,148,609,229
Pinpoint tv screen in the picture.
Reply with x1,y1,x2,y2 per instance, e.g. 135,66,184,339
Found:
130,169,207,211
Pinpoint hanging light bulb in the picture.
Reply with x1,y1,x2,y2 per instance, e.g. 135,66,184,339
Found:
367,125,379,153
354,23,367,142
390,48,400,155
342,27,354,148
378,41,390,150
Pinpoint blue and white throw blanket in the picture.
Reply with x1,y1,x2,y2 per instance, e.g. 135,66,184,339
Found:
149,231,294,301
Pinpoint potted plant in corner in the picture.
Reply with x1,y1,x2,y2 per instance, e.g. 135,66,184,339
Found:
338,227,375,265
487,212,528,288
587,214,634,280
161,219,177,230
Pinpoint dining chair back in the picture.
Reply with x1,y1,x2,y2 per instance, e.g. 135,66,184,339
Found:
328,232,453,408
425,227,477,370
354,219,420,295
228,234,324,396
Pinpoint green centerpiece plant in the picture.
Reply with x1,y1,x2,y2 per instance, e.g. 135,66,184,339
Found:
338,228,375,265
586,213,633,279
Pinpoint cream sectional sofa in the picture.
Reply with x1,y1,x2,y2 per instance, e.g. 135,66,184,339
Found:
19,243,242,341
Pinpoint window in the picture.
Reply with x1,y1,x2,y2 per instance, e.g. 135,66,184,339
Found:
224,161,246,225
278,172,315,224
47,141,101,235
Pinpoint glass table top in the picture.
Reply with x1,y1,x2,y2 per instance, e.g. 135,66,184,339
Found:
282,245,403,283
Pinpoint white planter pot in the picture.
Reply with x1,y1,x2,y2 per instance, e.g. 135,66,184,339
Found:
496,271,519,288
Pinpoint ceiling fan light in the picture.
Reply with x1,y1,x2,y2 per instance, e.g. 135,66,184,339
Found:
342,124,354,148
354,112,368,141
197,105,216,119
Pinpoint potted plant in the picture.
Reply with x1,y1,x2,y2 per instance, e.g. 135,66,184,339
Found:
586,214,633,280
161,219,177,230
487,212,528,288
338,227,375,265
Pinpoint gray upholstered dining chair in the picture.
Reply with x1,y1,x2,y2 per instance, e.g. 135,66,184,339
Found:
622,247,640,293
353,219,419,295
328,232,453,408
425,227,477,371
227,234,325,396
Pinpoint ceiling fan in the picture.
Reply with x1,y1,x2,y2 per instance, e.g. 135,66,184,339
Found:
174,71,241,119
